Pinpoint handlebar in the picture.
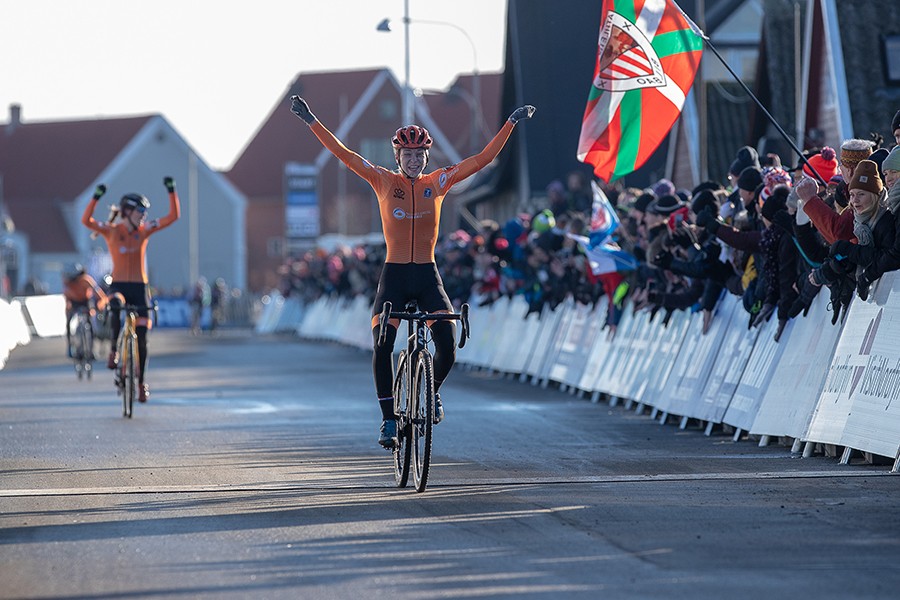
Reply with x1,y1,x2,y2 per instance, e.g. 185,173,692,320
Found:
377,302,471,348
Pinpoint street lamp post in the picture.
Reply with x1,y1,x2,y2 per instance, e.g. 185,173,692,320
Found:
377,7,481,143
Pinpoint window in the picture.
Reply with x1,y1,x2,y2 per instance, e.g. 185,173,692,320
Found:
884,34,900,85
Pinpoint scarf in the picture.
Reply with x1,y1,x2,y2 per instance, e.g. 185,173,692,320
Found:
852,191,887,247
887,183,900,215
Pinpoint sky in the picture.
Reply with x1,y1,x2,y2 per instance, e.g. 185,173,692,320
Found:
1,0,508,171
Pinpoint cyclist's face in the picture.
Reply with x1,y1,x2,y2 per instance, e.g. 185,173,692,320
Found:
398,148,427,178
123,206,146,226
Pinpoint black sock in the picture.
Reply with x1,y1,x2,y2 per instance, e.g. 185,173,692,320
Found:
379,398,395,420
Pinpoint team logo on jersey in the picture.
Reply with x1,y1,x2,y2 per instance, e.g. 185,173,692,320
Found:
393,208,406,220
439,173,448,188
393,188,405,200
423,188,433,199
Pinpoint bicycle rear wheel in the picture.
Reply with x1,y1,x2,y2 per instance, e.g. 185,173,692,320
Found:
411,350,435,493
392,350,412,487
122,334,136,419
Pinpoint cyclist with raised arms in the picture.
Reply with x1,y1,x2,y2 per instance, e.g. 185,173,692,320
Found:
82,178,181,403
290,94,535,448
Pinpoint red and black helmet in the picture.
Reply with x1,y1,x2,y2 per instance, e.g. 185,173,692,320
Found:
391,125,433,151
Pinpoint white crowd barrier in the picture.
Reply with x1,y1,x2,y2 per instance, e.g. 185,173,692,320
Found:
1,298,33,370
285,274,900,471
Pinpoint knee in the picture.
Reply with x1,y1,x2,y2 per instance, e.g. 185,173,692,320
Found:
431,322,456,357
372,325,397,356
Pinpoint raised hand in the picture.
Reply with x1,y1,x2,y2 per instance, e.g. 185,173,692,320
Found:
92,184,107,200
290,95,317,125
163,177,176,193
508,105,536,124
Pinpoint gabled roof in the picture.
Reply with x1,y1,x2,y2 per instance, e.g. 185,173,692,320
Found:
0,114,153,201
227,69,389,198
0,113,154,252
421,72,504,155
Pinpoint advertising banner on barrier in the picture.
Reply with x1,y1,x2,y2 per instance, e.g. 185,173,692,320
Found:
836,273,900,459
524,304,565,381
540,298,576,385
694,297,758,423
626,309,669,402
593,303,642,395
503,298,544,374
804,290,886,448
487,297,519,373
606,305,646,399
576,302,612,393
749,290,842,439
548,301,599,389
636,309,690,410
723,313,790,432
468,298,508,369
658,298,735,420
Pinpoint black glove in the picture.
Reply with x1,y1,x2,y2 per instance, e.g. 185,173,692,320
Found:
652,249,673,269
752,303,775,328
508,105,536,124
163,177,176,194
694,207,720,235
92,184,107,200
290,95,317,125
774,318,788,342
829,240,853,261
857,270,873,301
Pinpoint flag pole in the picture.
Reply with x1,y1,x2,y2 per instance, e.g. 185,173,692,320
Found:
675,4,828,186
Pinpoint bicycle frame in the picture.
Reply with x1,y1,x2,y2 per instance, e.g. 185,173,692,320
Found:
109,302,157,418
377,300,470,492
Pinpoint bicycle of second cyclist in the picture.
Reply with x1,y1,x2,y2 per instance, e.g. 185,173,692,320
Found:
377,300,470,493
108,300,156,419
69,306,95,380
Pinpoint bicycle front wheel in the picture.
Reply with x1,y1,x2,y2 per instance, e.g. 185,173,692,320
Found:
392,350,412,488
78,320,93,380
122,334,136,419
411,350,435,493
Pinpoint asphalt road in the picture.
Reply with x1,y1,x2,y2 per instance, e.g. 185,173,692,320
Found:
2,328,899,599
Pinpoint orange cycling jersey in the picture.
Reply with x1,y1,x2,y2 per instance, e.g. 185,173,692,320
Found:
64,273,108,308
309,120,516,264
82,192,181,283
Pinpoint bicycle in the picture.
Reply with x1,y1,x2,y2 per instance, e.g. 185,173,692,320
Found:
377,300,470,493
108,300,157,419
69,306,94,380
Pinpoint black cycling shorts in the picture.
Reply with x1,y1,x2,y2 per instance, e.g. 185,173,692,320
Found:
109,282,152,320
371,262,452,322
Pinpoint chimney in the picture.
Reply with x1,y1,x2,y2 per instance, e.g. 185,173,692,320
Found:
7,104,21,135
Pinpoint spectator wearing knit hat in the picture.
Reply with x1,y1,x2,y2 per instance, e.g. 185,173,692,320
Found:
728,146,761,188
839,138,874,179
802,146,839,183
883,146,900,207
823,160,896,301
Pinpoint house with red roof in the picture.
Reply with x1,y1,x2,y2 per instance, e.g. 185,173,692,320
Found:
0,105,246,295
226,67,501,293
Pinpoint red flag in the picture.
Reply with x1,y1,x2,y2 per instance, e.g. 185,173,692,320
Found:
577,0,704,183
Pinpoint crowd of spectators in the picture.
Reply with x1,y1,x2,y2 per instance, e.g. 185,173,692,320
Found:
279,109,900,341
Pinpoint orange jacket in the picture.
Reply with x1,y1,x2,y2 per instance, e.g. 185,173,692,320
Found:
309,120,515,264
82,192,180,283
